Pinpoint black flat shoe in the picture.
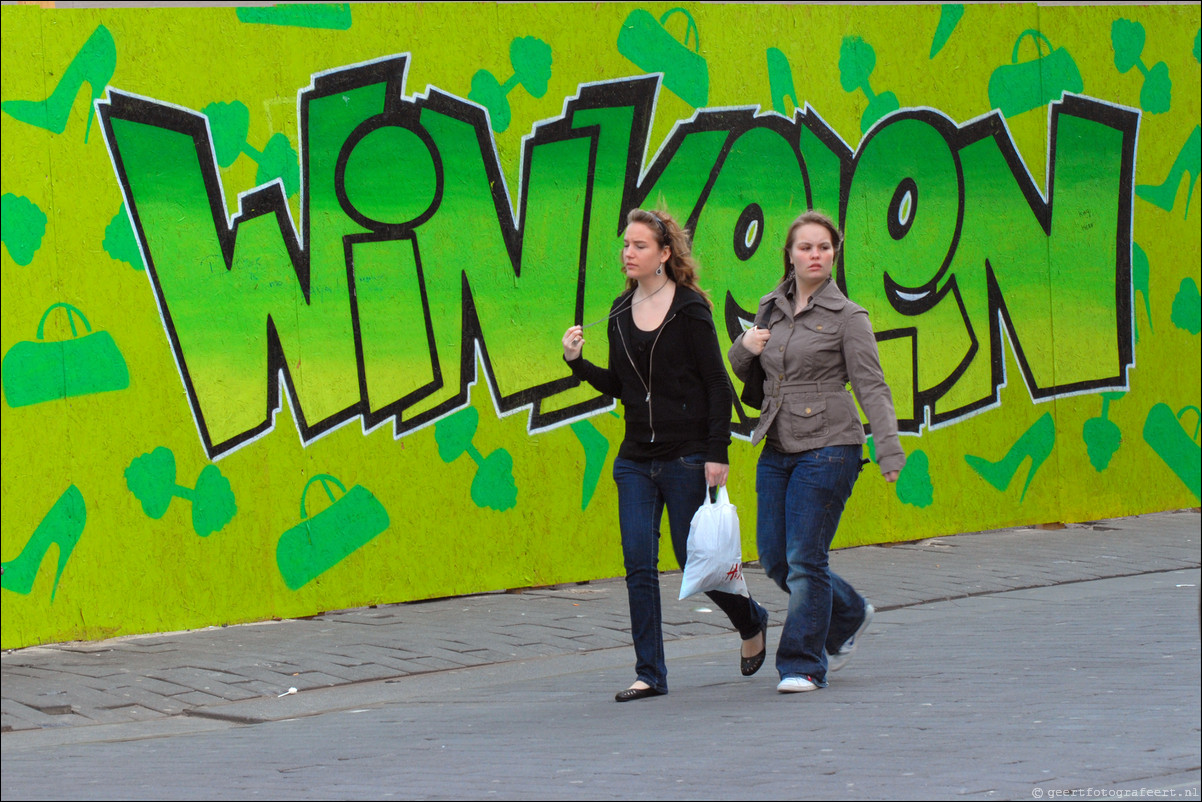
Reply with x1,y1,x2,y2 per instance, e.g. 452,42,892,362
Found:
615,686,663,702
740,623,768,676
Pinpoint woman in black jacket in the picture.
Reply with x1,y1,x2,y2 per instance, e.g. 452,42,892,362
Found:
562,208,769,702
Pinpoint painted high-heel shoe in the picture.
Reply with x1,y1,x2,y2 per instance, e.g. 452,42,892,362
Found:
1,24,116,143
929,4,965,59
1137,125,1201,219
964,413,1055,503
839,36,900,134
1,485,86,602
766,47,798,116
1132,242,1152,341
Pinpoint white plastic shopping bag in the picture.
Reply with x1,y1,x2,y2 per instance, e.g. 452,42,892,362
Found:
679,485,749,599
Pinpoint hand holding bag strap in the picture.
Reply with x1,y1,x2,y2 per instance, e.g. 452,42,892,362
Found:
706,483,732,504
738,305,772,409
739,361,765,409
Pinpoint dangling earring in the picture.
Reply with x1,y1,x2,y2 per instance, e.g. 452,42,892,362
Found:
656,263,664,276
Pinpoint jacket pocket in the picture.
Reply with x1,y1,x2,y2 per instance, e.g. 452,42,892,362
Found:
786,395,828,440
800,316,842,351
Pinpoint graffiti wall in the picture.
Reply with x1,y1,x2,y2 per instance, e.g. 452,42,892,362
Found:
2,2,1199,648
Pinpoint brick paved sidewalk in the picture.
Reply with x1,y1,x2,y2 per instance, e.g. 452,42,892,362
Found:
3,509,1198,734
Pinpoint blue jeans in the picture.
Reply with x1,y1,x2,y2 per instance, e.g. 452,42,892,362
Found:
756,444,867,684
613,454,769,693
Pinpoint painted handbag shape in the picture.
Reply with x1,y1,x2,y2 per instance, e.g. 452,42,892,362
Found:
1142,403,1201,501
617,7,709,108
2,302,130,408
276,474,391,590
987,29,1083,118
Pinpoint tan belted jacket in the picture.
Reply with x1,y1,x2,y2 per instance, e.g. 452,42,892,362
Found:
727,278,906,477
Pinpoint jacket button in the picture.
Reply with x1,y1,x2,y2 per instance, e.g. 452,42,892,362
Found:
816,325,823,330
805,407,812,414
778,374,784,379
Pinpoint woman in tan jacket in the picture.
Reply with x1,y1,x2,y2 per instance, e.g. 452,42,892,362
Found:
728,210,905,693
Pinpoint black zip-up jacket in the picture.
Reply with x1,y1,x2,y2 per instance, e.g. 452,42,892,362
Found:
566,285,732,464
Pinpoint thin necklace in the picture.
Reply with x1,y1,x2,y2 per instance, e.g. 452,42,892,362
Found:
580,277,671,329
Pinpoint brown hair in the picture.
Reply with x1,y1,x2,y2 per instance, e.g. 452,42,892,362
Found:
624,208,711,308
782,210,843,283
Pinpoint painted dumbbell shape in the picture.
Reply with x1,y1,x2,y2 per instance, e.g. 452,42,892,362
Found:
434,407,518,511
202,100,300,197
1,193,47,267
103,203,144,270
867,435,933,508
1111,19,1171,114
1083,392,1125,472
469,36,552,133
894,449,934,508
1172,277,1201,335
124,446,237,536
839,36,899,135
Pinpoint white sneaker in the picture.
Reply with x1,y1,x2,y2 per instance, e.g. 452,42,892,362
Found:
776,675,818,693
827,603,875,672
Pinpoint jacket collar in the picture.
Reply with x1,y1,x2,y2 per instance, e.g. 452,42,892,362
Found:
770,277,848,315
809,278,849,311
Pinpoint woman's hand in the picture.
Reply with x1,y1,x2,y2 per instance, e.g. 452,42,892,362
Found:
705,462,729,488
562,325,584,361
742,325,770,356
883,470,899,483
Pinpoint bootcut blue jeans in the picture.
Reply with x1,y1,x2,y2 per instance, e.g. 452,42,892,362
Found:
613,454,769,694
756,443,868,684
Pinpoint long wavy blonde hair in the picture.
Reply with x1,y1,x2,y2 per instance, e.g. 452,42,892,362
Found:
624,208,712,308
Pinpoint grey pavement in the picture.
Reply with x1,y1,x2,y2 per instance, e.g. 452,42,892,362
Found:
2,509,1199,800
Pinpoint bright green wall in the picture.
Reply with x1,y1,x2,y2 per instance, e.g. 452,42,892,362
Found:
2,3,1199,648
